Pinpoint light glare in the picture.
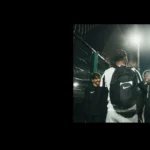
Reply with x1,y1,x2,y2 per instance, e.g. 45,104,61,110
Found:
73,82,79,87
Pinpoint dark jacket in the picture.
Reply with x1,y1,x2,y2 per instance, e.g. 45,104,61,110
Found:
83,83,108,116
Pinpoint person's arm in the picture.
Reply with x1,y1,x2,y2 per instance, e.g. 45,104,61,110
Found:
99,72,108,120
100,73,105,87
132,68,147,122
137,89,146,122
133,68,147,94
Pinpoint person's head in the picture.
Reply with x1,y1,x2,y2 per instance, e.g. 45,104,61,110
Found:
143,70,150,83
113,49,128,66
90,72,101,87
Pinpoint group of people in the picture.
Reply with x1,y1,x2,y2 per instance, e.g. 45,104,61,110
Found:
83,49,150,123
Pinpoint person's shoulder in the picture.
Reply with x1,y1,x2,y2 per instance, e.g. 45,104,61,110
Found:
130,67,136,72
129,67,139,73
104,67,115,74
129,67,142,80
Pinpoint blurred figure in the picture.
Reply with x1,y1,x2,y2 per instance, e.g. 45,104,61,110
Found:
83,73,108,123
143,70,150,122
143,70,150,84
100,49,146,123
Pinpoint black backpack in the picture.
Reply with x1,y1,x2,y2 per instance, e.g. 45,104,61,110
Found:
110,66,140,109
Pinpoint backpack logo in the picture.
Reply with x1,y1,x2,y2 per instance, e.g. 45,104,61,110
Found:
121,81,132,89
123,86,131,89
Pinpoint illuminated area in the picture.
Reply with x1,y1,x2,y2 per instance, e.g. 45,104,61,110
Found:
73,82,79,88
128,33,141,45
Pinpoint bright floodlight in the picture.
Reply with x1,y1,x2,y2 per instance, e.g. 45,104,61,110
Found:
131,35,141,44
73,82,79,87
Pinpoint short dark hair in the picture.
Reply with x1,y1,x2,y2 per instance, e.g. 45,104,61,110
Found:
90,72,101,80
113,49,127,62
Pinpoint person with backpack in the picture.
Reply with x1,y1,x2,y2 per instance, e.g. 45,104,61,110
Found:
100,49,146,123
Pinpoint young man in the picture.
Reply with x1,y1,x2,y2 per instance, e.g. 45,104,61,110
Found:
83,73,108,123
100,49,145,123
